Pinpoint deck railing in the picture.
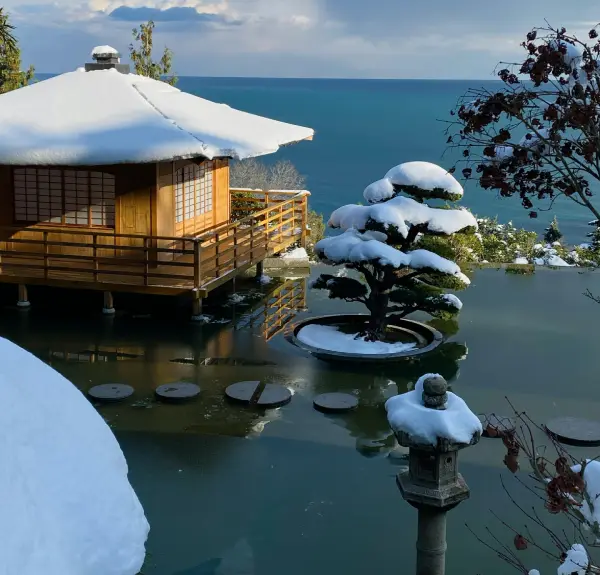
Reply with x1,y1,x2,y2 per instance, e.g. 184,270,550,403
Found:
0,190,309,294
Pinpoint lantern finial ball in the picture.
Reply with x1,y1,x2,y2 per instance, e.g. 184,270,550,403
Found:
422,375,448,410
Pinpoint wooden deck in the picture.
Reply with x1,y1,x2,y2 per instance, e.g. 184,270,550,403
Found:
0,190,309,296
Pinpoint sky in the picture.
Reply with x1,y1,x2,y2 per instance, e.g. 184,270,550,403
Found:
5,0,600,78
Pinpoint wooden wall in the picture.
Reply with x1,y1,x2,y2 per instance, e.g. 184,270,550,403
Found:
0,158,231,262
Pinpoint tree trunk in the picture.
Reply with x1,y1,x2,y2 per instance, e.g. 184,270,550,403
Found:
362,291,389,341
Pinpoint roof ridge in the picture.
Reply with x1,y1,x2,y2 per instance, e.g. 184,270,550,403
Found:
128,79,210,155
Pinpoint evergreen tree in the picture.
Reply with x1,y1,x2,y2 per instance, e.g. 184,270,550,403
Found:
0,8,34,94
544,216,563,244
312,161,476,341
129,21,177,86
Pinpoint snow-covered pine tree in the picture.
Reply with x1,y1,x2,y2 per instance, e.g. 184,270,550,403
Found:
543,216,563,244
312,161,477,342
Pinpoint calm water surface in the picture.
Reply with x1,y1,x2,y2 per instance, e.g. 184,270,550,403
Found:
2,268,600,575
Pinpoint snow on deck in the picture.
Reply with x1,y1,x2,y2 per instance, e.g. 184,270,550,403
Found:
0,336,148,574
0,68,314,165
385,373,482,445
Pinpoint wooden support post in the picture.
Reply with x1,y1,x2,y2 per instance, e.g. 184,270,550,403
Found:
193,240,202,289
17,284,30,309
255,260,264,280
103,291,116,315
191,291,204,321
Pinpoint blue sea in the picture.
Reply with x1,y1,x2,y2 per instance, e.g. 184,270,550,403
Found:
178,76,593,243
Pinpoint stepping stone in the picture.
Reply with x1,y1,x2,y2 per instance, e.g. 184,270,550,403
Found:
313,393,358,413
225,381,292,409
155,383,200,402
88,384,134,402
478,414,516,438
545,417,600,447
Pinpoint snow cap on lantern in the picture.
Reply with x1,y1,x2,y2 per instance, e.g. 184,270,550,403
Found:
387,373,481,509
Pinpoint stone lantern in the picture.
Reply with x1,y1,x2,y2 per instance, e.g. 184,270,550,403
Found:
386,374,481,575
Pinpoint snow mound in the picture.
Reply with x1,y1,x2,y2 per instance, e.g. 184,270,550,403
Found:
363,178,395,204
329,195,477,237
557,544,588,575
281,247,308,259
259,274,272,285
297,324,417,355
384,162,464,199
385,373,482,445
514,257,529,264
91,45,120,57
0,337,149,575
572,460,600,528
315,229,470,285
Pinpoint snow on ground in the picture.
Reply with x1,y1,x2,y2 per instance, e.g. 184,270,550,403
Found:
0,337,148,575
385,373,482,445
315,229,470,285
0,68,314,165
557,544,588,575
191,314,231,324
384,161,464,198
259,274,272,285
514,257,529,264
297,324,417,355
329,195,477,237
281,247,308,259
229,293,246,304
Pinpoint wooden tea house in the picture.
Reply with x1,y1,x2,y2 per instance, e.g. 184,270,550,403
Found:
0,46,313,313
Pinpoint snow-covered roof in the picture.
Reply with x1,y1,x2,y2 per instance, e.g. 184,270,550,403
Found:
0,68,314,166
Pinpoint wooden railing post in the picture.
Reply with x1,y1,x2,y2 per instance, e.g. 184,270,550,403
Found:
143,237,149,286
93,233,98,282
43,231,49,280
250,221,255,263
215,232,220,278
233,228,238,269
193,239,201,289
264,191,269,209
301,194,308,248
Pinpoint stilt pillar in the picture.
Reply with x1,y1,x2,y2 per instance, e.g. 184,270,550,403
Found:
102,291,115,315
17,284,30,309
191,292,204,321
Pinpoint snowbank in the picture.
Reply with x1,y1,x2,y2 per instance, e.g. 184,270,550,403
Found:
281,247,308,259
315,229,471,285
0,68,314,165
384,162,464,199
329,195,477,237
385,373,482,445
0,337,149,575
297,324,417,355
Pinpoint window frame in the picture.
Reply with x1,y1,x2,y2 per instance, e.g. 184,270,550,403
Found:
11,166,116,229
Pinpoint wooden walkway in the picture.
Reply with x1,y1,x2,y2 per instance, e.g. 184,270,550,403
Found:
0,191,308,296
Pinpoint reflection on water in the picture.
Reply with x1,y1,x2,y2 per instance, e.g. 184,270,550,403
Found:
2,267,600,575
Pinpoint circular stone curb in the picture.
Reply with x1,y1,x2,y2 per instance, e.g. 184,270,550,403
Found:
313,392,358,413
155,383,201,402
88,384,134,402
289,314,443,363
545,417,600,447
225,381,292,409
478,414,516,438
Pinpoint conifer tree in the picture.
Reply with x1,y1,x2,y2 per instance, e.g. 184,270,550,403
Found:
0,8,34,94
543,216,563,244
129,21,177,86
312,161,477,341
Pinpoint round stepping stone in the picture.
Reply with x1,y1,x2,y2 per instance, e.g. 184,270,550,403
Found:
225,381,292,409
478,414,516,438
313,392,358,413
155,382,200,402
545,417,600,447
88,384,134,402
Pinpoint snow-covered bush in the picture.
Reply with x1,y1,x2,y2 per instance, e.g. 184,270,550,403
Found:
312,161,476,341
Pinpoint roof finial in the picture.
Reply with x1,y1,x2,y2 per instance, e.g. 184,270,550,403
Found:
422,375,448,410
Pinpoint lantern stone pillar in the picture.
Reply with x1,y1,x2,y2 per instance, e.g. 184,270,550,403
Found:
386,374,481,575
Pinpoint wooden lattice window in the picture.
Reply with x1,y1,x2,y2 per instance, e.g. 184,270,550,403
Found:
13,167,115,227
174,161,213,224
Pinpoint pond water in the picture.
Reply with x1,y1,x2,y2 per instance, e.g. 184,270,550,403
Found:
2,266,600,575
